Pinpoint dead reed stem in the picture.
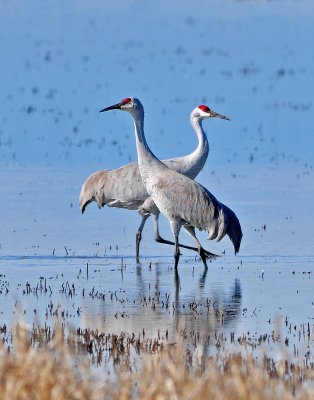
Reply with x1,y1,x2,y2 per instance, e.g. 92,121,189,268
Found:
0,322,313,399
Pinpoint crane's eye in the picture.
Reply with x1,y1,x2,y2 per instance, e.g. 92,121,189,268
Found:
121,97,132,105
198,105,210,113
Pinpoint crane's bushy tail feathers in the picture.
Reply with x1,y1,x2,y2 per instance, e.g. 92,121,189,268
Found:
79,170,105,214
206,203,242,254
80,198,94,214
222,205,242,254
79,183,95,214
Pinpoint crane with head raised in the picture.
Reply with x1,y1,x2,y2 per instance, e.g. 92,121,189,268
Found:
80,99,230,261
99,97,242,269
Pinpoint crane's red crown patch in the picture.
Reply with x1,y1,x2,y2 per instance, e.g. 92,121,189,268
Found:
198,105,210,113
121,97,132,105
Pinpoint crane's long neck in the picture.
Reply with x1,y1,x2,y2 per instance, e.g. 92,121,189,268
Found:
131,109,165,192
183,116,209,179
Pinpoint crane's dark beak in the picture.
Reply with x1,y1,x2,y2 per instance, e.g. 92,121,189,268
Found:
211,110,230,121
99,103,122,113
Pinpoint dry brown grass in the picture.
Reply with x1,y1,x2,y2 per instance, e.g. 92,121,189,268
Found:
0,322,313,400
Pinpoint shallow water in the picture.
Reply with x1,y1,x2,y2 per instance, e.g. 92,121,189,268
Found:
0,164,313,358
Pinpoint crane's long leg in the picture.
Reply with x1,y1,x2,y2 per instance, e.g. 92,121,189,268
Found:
170,220,183,270
136,214,150,262
151,214,217,258
183,225,212,269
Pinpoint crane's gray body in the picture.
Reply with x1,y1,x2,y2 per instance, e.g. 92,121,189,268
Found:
80,108,209,218
80,155,206,213
145,164,242,254
80,98,242,263
123,97,242,260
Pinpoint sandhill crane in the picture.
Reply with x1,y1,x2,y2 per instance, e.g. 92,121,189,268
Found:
100,97,242,269
80,102,230,260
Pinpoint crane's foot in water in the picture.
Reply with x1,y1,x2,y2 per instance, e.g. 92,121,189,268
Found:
156,235,218,258
199,247,209,268
202,249,219,259
156,235,219,259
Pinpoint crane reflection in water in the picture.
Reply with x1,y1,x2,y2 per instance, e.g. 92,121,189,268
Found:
83,261,242,351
